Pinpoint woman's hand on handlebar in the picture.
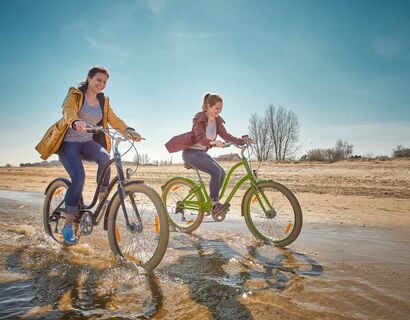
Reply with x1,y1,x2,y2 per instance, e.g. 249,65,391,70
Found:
74,120,87,132
127,129,142,142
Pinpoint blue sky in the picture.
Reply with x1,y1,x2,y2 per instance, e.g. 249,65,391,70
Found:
0,0,409,165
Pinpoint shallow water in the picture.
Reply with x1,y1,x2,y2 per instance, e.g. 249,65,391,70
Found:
0,189,409,319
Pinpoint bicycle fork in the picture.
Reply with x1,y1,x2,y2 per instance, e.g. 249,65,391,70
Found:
115,152,144,233
250,181,276,219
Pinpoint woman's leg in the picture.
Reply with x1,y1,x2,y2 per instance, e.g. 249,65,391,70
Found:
58,142,86,222
81,140,111,201
58,141,86,243
182,149,225,203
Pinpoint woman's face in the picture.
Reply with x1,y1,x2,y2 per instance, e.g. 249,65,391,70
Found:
208,101,223,118
88,72,108,93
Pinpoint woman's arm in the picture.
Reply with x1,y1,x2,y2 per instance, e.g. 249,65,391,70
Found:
62,89,81,127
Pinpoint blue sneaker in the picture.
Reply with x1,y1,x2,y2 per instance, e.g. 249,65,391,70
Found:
62,224,78,246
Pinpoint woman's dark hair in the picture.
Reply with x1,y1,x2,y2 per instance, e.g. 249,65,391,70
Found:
78,66,110,91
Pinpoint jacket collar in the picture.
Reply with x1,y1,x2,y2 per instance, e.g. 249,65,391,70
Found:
68,86,83,95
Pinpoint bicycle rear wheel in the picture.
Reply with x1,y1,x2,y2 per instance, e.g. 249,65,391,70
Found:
43,179,69,243
107,182,169,271
161,178,204,233
242,181,302,247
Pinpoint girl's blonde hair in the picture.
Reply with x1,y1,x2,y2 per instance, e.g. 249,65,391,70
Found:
202,93,223,111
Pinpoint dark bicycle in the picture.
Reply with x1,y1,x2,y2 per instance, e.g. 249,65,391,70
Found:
43,126,169,271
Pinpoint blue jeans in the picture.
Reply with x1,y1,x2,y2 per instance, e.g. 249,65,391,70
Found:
58,140,111,215
182,149,226,202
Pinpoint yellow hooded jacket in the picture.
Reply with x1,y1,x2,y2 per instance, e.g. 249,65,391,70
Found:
35,87,129,160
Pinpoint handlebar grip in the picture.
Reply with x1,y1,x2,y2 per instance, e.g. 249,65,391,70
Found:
85,125,101,133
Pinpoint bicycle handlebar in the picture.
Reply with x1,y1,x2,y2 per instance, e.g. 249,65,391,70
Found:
220,142,248,149
85,125,145,142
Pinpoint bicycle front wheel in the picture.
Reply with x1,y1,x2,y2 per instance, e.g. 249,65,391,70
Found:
161,178,204,233
242,181,302,247
107,182,169,271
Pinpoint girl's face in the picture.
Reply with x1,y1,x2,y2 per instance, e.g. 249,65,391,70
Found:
88,72,108,93
208,101,223,118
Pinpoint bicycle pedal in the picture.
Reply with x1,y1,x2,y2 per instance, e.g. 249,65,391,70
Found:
211,207,229,222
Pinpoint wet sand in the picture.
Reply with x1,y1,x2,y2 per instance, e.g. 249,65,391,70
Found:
0,189,409,319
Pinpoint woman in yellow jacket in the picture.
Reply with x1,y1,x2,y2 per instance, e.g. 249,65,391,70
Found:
36,66,141,245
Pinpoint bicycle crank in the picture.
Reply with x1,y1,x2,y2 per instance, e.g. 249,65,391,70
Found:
79,212,94,236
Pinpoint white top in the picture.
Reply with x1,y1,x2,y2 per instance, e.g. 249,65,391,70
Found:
190,119,217,150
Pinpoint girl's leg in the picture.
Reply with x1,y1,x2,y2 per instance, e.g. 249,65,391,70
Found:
182,149,225,202
81,140,111,201
58,141,86,219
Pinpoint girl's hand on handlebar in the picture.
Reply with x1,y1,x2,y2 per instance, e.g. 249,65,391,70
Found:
242,135,254,144
213,140,224,148
74,120,87,132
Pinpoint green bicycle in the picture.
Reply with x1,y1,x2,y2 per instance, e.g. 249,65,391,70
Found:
161,143,302,247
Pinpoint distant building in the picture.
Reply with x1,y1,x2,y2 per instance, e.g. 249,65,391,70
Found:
214,153,241,161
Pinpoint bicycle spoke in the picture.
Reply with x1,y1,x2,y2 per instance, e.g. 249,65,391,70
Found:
111,187,167,269
244,182,302,246
162,179,204,233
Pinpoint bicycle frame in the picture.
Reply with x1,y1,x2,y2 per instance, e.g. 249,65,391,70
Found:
91,127,146,232
176,145,274,215
46,126,144,231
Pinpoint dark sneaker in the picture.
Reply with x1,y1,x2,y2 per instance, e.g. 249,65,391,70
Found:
211,203,230,221
62,224,78,246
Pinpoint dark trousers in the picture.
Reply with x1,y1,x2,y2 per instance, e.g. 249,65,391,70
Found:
182,149,226,202
58,140,111,215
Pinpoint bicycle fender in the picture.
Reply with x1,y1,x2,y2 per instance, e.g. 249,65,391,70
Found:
254,178,274,184
103,180,144,231
161,176,206,203
44,177,71,195
160,176,195,191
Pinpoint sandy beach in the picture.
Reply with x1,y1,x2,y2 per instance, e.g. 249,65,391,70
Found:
1,158,409,229
0,158,409,319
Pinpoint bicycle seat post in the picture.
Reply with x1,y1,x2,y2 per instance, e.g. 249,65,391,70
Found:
194,168,203,183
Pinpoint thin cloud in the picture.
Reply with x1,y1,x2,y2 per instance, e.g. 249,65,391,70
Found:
373,36,407,60
324,122,410,140
85,37,130,59
143,0,168,15
175,32,228,40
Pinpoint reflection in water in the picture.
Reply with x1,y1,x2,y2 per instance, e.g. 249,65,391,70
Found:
1,232,164,319
0,223,322,319
161,234,323,319
1,193,409,319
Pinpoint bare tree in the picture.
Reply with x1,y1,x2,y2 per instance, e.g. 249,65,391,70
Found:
334,139,353,160
134,153,151,165
393,144,410,157
248,113,272,161
265,105,300,161
307,139,354,162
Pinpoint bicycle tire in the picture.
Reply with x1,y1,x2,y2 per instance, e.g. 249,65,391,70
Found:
242,181,302,247
43,179,69,243
107,182,169,271
161,178,204,233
